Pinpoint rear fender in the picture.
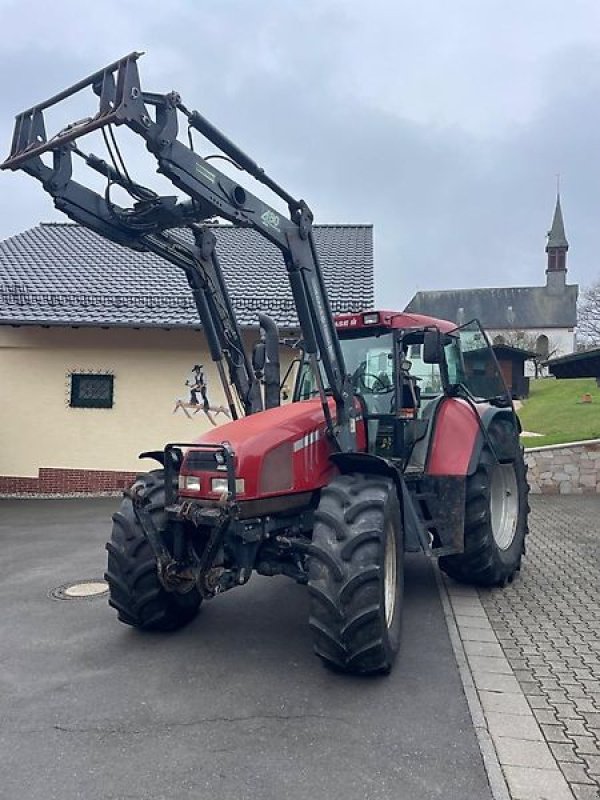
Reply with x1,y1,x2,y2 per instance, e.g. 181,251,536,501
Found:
329,452,429,553
467,407,521,473
426,399,521,477
426,398,481,477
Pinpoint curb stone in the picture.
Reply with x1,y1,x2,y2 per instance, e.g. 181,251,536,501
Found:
435,566,575,800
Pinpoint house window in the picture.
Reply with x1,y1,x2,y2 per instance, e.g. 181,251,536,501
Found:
70,373,114,408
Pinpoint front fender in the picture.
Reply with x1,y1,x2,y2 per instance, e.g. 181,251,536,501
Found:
329,452,429,553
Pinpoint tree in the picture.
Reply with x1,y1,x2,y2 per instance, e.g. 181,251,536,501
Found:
578,281,600,346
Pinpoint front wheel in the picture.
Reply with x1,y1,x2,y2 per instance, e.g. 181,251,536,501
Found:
307,473,404,675
439,448,529,587
105,470,202,631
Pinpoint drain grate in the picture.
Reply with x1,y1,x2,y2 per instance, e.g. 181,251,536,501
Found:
49,579,109,601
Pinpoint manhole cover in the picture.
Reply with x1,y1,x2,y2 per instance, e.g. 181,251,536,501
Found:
49,579,109,601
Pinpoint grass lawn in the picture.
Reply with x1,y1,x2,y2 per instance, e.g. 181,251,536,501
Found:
518,377,600,448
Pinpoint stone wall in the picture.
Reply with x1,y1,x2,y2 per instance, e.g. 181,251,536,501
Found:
525,439,600,495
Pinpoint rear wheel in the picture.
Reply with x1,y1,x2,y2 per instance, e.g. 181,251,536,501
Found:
307,473,404,675
105,470,202,631
439,447,529,587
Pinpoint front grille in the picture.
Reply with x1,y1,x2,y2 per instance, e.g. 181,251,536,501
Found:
183,449,219,471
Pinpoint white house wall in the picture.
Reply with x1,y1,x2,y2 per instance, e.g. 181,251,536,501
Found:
0,325,295,480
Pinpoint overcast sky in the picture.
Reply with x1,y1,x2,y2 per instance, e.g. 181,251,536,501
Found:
1,0,599,308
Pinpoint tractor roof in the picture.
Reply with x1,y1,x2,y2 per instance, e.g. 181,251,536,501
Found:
334,310,457,334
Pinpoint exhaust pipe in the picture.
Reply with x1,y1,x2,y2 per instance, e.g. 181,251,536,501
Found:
256,314,281,409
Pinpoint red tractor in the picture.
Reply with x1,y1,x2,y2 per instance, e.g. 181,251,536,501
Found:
3,53,528,675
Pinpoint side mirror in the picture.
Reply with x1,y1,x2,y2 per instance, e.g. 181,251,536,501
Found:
423,329,443,364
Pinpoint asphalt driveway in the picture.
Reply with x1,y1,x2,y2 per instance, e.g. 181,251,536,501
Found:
0,498,492,800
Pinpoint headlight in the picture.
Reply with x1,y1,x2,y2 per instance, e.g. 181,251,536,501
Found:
210,477,245,495
178,474,201,491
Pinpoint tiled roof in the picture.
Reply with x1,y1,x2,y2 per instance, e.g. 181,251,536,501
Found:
0,222,373,329
405,284,578,330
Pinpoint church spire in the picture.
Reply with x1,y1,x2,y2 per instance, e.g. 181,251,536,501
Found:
547,193,568,249
545,190,568,290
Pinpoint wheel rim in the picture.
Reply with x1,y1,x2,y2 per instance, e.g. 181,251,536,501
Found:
490,463,519,550
384,521,397,628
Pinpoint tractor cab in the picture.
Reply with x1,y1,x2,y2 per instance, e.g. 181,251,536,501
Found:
295,310,511,469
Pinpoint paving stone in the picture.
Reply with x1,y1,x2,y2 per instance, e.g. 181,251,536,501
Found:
566,720,593,738
557,675,583,686
572,736,600,756
541,724,575,744
583,755,600,775
503,765,575,800
554,703,585,720
521,681,546,696
533,666,555,678
473,671,522,694
449,599,488,617
569,687,593,699
460,627,498,643
540,678,563,692
549,742,584,763
464,640,505,659
528,695,554,710
469,655,514,675
581,683,600,694
560,762,596,785
534,708,560,725
515,669,536,682
485,711,544,741
548,690,572,704
511,658,530,671
493,736,557,769
571,785,600,800
573,700,600,714
479,690,533,716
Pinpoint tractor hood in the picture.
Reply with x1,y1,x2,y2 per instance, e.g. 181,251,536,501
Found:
179,399,341,501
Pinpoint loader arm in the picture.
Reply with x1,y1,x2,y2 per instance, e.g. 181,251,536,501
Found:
2,52,356,452
4,143,263,417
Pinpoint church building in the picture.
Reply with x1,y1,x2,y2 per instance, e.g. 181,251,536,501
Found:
405,194,579,364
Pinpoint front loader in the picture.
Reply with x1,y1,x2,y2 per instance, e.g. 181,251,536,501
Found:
2,53,529,675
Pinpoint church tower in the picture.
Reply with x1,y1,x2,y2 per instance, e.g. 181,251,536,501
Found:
546,192,568,291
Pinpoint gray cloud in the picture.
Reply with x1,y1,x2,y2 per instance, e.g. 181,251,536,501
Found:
1,0,599,309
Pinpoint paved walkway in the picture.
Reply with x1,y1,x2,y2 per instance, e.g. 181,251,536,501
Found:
443,495,600,800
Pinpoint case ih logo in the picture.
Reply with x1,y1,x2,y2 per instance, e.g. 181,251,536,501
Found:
261,210,280,231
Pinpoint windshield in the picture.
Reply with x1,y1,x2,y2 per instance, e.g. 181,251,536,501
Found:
295,322,509,405
296,332,394,399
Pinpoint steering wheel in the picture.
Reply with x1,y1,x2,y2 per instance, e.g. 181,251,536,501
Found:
357,372,393,393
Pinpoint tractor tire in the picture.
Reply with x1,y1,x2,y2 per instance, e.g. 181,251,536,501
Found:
307,473,404,675
438,447,529,587
105,469,202,631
